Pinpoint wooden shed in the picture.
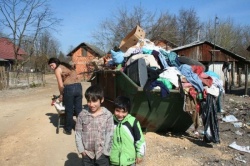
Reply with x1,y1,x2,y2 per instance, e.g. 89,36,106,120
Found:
171,40,247,87
66,42,105,80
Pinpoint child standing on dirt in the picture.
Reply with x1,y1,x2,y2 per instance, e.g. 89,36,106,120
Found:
110,96,146,166
75,85,114,165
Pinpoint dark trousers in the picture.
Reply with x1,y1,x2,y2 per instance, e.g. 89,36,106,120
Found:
63,83,82,133
82,154,110,166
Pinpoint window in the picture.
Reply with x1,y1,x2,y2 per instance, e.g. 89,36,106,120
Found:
82,47,87,56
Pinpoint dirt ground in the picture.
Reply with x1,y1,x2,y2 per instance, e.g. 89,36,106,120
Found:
0,74,249,166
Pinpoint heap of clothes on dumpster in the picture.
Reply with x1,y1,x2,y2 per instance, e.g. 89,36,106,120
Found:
92,30,222,144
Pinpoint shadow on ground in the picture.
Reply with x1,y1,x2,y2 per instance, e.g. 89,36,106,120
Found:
64,152,82,166
227,86,250,96
46,113,58,128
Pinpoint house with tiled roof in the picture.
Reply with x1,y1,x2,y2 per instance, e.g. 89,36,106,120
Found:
66,42,105,80
0,37,26,70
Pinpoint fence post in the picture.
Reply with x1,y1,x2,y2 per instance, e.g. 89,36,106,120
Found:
7,71,9,89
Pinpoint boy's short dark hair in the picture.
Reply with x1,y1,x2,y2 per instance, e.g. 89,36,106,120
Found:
85,85,104,102
114,96,131,113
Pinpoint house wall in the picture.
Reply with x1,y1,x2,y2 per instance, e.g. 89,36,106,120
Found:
174,44,236,62
71,47,96,80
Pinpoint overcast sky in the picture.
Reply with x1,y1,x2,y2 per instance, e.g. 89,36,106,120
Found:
48,0,250,54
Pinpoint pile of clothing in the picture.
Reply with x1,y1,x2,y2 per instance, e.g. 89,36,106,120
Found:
105,38,222,143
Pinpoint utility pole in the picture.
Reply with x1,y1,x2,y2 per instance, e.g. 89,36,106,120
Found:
212,16,219,71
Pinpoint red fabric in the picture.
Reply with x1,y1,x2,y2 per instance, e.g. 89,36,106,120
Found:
189,87,197,100
196,103,200,113
191,65,204,75
199,73,213,87
192,65,213,87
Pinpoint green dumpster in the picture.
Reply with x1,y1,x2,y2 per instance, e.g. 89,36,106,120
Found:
91,70,193,133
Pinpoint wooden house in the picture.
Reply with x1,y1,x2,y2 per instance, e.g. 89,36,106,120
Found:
66,42,105,80
171,40,248,86
0,37,26,71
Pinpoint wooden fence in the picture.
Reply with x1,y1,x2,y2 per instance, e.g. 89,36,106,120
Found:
0,69,45,90
0,67,7,90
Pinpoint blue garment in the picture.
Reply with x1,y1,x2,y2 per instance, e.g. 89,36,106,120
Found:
205,70,220,79
142,47,153,54
151,50,169,69
158,52,169,69
149,80,170,97
179,64,204,93
159,49,181,67
63,83,83,133
111,50,124,64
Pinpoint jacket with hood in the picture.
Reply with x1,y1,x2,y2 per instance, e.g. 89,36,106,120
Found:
110,114,146,165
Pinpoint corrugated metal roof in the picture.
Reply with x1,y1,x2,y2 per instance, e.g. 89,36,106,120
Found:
0,37,26,60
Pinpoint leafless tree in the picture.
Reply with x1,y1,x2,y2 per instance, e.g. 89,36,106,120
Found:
235,26,250,59
92,6,202,52
92,5,157,52
35,30,60,58
177,8,201,45
203,17,250,58
25,30,60,71
0,0,61,70
92,5,249,59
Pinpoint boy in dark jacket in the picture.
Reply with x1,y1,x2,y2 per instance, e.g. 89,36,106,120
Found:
110,96,146,166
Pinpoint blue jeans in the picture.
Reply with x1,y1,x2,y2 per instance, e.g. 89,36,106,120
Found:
63,83,83,132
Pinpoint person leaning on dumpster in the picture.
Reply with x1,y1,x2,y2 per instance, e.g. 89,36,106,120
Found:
75,85,114,166
48,57,82,135
110,96,146,166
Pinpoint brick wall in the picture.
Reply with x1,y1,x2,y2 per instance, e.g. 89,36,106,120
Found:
71,47,96,81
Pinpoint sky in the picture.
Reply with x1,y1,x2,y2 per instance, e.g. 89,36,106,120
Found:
48,0,250,54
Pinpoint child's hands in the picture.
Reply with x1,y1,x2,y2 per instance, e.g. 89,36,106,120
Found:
59,95,63,102
136,157,143,164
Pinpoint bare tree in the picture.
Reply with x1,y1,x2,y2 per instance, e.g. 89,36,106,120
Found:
21,30,59,72
203,17,250,58
92,5,157,52
35,30,60,58
177,8,201,45
0,0,61,70
235,26,250,59
92,5,202,52
148,12,178,43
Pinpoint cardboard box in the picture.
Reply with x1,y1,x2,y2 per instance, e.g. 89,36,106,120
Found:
119,25,145,52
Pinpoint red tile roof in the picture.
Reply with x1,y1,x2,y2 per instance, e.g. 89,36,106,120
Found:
0,37,26,60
